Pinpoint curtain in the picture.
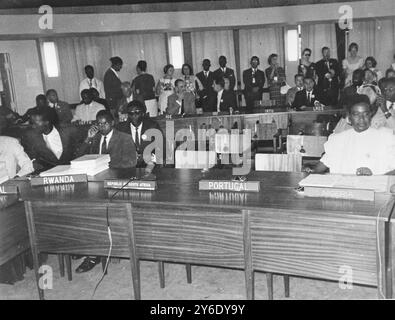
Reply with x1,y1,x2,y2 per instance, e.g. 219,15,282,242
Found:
301,23,338,62
239,27,285,78
191,30,236,77
44,33,167,103
349,18,395,74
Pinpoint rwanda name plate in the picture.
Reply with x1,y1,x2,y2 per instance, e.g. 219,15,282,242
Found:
199,180,260,192
31,174,88,186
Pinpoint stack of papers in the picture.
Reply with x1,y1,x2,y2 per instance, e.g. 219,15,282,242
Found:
299,174,391,193
40,154,110,177
0,162,9,184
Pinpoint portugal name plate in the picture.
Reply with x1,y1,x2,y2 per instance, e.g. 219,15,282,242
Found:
31,174,88,186
104,179,157,191
199,180,260,192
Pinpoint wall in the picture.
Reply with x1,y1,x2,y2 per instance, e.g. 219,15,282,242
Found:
0,40,43,114
0,0,394,37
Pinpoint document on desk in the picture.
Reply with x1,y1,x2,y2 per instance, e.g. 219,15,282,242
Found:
299,174,391,193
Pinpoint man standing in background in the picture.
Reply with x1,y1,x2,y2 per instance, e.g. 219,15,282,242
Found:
104,56,123,115
79,65,105,99
196,59,215,112
243,56,265,111
213,56,236,91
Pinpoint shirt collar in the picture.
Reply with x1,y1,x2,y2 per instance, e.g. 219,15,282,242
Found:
102,129,113,140
43,126,59,138
218,89,224,96
110,68,119,77
130,122,143,131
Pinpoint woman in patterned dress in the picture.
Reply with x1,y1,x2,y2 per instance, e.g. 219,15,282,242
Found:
156,64,176,114
265,53,286,106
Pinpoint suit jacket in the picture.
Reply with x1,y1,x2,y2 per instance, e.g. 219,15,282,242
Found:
103,68,123,109
315,58,341,90
116,118,162,167
117,94,145,114
51,101,73,125
195,71,216,111
286,87,304,106
20,106,59,126
213,67,236,90
292,89,323,110
166,93,196,115
76,129,137,169
243,68,265,95
213,90,237,112
21,126,80,172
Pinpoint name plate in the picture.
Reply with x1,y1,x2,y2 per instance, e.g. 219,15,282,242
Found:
304,186,375,201
199,180,260,192
0,182,18,194
104,179,157,191
31,174,88,186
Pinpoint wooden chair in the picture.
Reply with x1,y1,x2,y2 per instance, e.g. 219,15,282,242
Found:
24,201,139,300
255,153,302,172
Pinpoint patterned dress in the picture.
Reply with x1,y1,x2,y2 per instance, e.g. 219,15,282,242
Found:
265,66,286,106
157,78,175,113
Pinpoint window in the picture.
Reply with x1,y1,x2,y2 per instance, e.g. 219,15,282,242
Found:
286,29,299,62
42,41,59,77
168,34,184,69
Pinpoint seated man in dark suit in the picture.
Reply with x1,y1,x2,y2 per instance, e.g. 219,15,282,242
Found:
292,77,325,111
213,56,236,91
73,110,137,273
166,79,196,116
77,110,137,168
117,100,162,169
46,89,73,126
21,109,79,173
103,56,123,113
196,59,216,112
20,94,59,125
213,76,237,113
243,56,266,111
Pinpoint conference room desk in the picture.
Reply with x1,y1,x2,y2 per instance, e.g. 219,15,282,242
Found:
19,168,395,299
0,194,30,284
155,109,342,138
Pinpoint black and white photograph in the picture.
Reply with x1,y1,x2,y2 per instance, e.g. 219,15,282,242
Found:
1,0,395,305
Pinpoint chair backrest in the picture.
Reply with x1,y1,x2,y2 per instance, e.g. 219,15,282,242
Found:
24,200,135,258
286,135,327,157
175,150,216,169
255,153,302,172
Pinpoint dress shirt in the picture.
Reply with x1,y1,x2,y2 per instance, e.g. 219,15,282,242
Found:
176,99,183,114
204,71,210,78
217,89,224,112
72,101,105,122
99,129,113,155
126,93,134,103
306,90,313,103
130,122,143,145
0,136,34,177
43,127,63,160
321,127,395,175
79,77,105,98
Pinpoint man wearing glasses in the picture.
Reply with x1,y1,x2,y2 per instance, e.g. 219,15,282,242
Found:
117,100,162,169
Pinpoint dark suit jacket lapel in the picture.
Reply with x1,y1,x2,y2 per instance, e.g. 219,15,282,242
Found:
35,132,59,164
107,130,119,153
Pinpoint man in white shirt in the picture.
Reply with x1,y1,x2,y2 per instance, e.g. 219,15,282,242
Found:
72,89,105,123
0,134,33,178
79,65,105,99
306,94,395,175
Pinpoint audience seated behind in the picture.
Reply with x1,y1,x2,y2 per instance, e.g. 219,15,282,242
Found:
46,89,73,126
286,74,304,106
20,94,59,126
306,94,395,176
21,110,80,173
166,79,196,116
212,76,237,113
72,89,105,123
292,77,324,110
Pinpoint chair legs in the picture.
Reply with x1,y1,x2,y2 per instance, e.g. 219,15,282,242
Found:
284,275,290,298
266,272,273,300
57,254,65,277
158,262,193,288
65,255,72,281
158,261,165,288
186,264,192,284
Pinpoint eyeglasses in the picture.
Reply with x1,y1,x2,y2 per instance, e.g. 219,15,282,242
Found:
128,110,143,115
304,54,311,57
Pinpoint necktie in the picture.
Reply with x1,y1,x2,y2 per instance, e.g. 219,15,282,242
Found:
101,136,108,154
307,92,311,103
204,71,208,78
89,79,92,88
326,61,330,70
180,99,185,115
135,127,140,149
